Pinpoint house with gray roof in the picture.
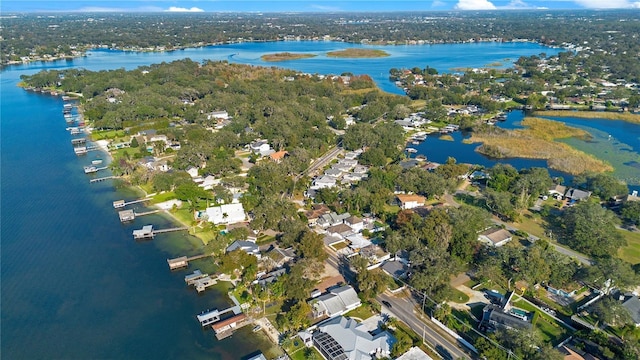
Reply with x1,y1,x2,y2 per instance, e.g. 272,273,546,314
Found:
565,188,592,202
622,295,640,326
311,316,394,360
312,285,362,319
226,240,260,258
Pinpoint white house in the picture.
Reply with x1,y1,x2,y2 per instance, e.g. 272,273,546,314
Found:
312,285,362,318
478,228,513,247
198,203,246,225
311,316,394,360
311,176,337,190
186,166,199,178
207,110,229,120
396,194,427,210
250,140,272,156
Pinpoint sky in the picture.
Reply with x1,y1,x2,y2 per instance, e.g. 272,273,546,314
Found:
2,0,640,13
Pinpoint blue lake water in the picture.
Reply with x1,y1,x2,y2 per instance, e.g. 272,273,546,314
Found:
0,40,635,359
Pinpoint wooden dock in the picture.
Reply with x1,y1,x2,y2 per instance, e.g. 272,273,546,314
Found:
132,225,188,239
134,209,161,217
90,176,118,183
117,209,161,223
167,253,212,270
113,198,151,208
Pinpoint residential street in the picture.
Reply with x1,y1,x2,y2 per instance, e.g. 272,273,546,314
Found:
378,292,472,360
324,247,473,359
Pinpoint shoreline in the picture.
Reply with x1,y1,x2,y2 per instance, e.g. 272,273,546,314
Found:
532,110,640,124
3,38,562,69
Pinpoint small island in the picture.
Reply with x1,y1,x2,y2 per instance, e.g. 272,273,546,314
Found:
326,48,389,58
260,52,316,62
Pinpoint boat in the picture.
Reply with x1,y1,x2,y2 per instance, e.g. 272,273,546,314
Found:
411,141,420,145
92,159,103,165
84,166,97,174
405,148,418,153
416,155,427,161
252,325,262,332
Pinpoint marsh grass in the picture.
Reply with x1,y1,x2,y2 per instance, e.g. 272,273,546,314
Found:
469,117,612,175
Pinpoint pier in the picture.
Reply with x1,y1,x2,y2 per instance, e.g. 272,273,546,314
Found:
90,176,118,183
83,165,108,174
132,225,188,239
113,198,151,209
117,209,162,223
196,294,246,339
71,138,86,145
167,253,213,270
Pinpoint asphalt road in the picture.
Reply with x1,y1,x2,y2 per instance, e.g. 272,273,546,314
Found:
378,293,472,360
323,247,472,360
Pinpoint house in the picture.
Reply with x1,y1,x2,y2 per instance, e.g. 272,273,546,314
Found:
395,347,434,360
311,176,337,190
326,224,354,239
246,353,268,360
479,304,532,332
186,166,199,178
559,344,601,360
263,246,296,268
381,260,409,279
269,150,288,163
547,284,580,298
317,212,351,228
310,316,395,360
344,216,364,232
565,188,592,202
548,184,567,198
396,194,427,210
312,285,362,318
226,240,260,258
198,203,246,225
199,175,220,190
305,204,331,226
359,244,390,266
478,228,513,247
621,295,640,326
250,140,272,156
345,233,372,250
207,110,229,120
324,168,343,178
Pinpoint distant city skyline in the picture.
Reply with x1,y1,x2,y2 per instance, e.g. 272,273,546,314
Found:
2,0,640,13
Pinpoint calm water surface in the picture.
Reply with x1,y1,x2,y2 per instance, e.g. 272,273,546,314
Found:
3,40,629,359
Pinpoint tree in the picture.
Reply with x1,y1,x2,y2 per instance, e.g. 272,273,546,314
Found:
390,330,413,358
130,136,139,148
574,173,628,200
297,230,328,262
591,297,634,327
621,201,640,226
562,201,625,257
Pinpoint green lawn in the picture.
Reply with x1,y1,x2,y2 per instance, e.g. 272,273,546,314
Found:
345,304,376,320
617,229,640,264
512,299,570,344
449,287,470,304
151,191,177,204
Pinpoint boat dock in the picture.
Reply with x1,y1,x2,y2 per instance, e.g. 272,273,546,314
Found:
83,165,108,174
167,253,213,270
117,209,162,222
193,275,218,293
71,138,86,145
113,198,151,209
132,225,188,239
89,176,118,183
196,294,246,339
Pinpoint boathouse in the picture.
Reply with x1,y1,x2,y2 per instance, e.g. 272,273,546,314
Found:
113,200,126,208
118,209,135,222
168,256,189,270
197,309,221,327
212,313,248,338
133,225,154,239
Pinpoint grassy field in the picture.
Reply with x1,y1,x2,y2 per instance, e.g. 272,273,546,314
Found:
326,48,389,58
512,299,570,344
533,110,640,124
345,304,376,320
90,129,127,141
260,52,316,62
449,287,471,304
468,117,613,175
617,229,640,264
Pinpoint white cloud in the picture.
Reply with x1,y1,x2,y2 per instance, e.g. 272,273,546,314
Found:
501,0,532,8
73,6,163,12
310,4,342,11
431,0,447,8
454,0,497,10
165,6,205,12
574,0,638,8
